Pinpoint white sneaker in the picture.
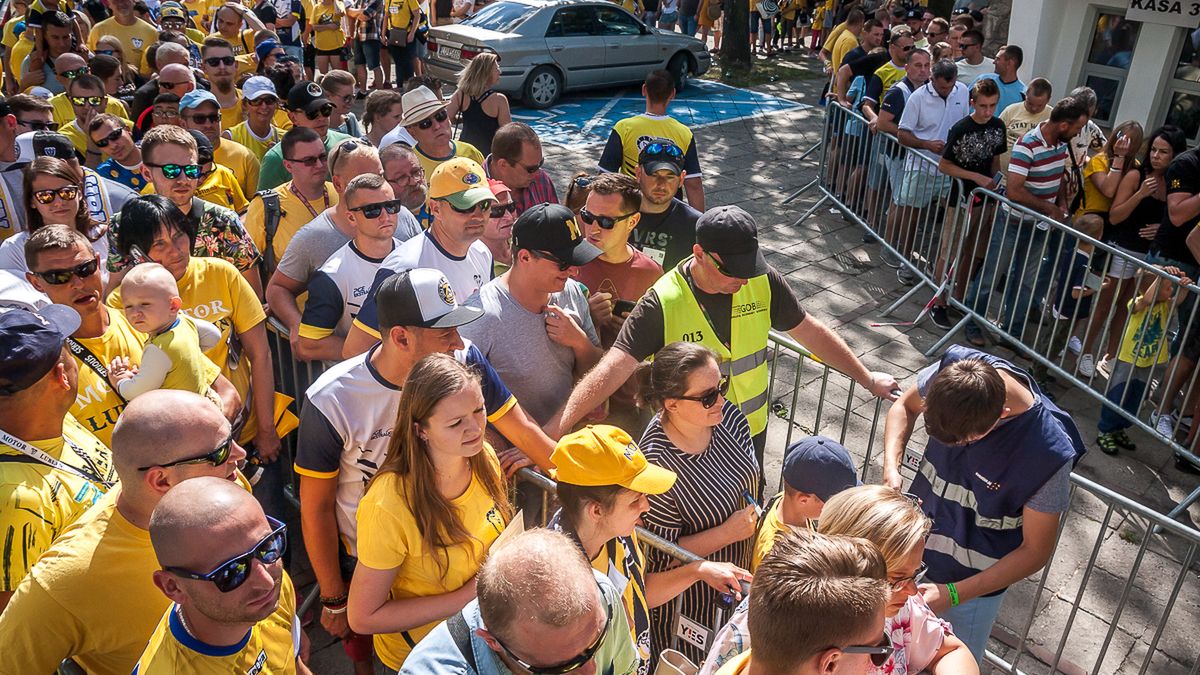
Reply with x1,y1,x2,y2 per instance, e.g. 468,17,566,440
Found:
1097,356,1112,379
1077,353,1096,377
1067,336,1082,355
1155,412,1178,439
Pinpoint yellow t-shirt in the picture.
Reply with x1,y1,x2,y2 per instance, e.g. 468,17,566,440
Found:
59,120,91,159
384,0,418,31
0,415,116,592
355,447,507,670
213,138,261,200
141,164,248,213
273,108,294,131
414,141,484,183
243,181,339,263
591,533,652,666
133,573,299,674
219,92,244,133
227,121,283,162
313,0,348,49
1,18,21,52
829,27,859,75
1119,299,1172,369
108,256,266,444
69,306,146,448
0,489,167,675
824,19,847,49
182,0,221,30
607,113,696,177
210,28,259,55
10,36,34,88
146,314,224,397
50,93,131,127
1078,152,1112,217
873,60,905,97
86,17,160,74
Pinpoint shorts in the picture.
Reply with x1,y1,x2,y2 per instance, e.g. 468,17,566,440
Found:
304,42,317,69
838,129,869,167
750,11,774,35
893,169,952,208
866,145,892,190
658,9,678,23
353,38,382,69
1104,244,1147,280
316,46,343,56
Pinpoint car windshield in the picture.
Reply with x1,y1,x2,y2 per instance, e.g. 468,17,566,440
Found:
461,1,536,32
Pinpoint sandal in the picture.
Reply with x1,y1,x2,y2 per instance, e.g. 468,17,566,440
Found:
1097,432,1120,456
1110,429,1137,451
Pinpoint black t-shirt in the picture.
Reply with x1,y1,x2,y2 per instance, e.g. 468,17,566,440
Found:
613,263,807,361
1109,167,1163,254
1155,148,1200,266
680,0,700,16
943,115,1007,181
632,198,701,272
254,0,279,25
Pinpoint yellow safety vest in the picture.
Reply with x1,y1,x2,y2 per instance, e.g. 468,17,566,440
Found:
652,259,772,435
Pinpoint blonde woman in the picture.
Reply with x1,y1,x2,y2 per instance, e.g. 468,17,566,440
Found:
445,52,511,156
702,485,978,675
347,353,514,672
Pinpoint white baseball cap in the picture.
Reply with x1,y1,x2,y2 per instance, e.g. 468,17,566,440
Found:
243,76,278,101
375,268,483,329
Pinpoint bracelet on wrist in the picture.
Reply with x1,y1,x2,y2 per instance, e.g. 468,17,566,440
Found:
320,593,349,607
946,581,961,607
323,604,348,615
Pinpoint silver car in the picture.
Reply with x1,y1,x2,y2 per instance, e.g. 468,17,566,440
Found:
423,0,711,108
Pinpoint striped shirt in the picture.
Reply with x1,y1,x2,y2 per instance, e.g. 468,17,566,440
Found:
483,157,560,214
1008,124,1067,203
640,401,761,666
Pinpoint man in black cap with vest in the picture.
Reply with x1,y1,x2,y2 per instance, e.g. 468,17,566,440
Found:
557,205,900,460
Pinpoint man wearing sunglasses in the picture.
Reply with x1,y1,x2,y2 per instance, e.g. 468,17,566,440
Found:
10,94,59,137
46,57,131,131
346,157,495,358
256,80,355,191
225,75,284,162
713,530,891,675
0,390,250,675
403,528,637,675
483,122,557,216
399,85,485,180
201,37,249,134
179,89,261,197
137,477,312,673
460,203,603,428
85,0,159,75
0,305,117,614
954,28,992,83
128,42,191,123
598,70,705,211
59,73,109,165
632,138,700,272
90,113,145,191
296,174,401,361
558,205,900,463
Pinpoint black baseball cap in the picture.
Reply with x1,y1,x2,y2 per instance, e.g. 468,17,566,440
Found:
781,436,860,501
512,203,602,267
287,81,331,115
638,138,685,176
32,131,82,162
0,305,81,395
904,7,923,20
695,205,767,279
375,268,483,330
187,129,213,165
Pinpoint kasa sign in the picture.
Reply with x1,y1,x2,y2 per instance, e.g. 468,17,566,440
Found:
1127,0,1200,27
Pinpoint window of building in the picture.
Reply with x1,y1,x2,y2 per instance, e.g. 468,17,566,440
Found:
1165,27,1200,144
1078,12,1141,125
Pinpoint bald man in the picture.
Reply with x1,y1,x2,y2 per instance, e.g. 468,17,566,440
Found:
131,43,194,121
0,391,248,675
52,53,88,93
137,477,311,674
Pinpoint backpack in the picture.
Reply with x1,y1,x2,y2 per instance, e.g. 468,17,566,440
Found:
255,190,284,287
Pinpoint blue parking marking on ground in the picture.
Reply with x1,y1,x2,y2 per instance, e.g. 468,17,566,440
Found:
513,80,807,149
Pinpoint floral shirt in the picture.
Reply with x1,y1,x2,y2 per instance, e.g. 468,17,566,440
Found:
699,595,952,675
106,198,260,274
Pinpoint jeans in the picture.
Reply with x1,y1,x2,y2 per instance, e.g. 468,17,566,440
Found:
966,213,1062,340
387,38,415,85
680,12,698,35
1098,360,1152,433
939,590,1006,665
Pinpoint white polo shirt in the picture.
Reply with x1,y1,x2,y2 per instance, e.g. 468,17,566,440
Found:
898,80,970,173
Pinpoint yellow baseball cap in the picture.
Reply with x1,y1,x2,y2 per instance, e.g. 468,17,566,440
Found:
551,425,677,495
429,157,494,210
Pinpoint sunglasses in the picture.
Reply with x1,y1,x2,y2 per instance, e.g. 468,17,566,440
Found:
490,202,518,219
579,207,636,230
445,199,494,215
32,185,80,204
285,152,328,167
674,376,729,408
137,434,233,471
960,41,980,48
94,128,123,148
147,162,202,179
95,49,116,56
350,198,403,219
642,141,683,159
32,258,98,285
495,593,611,674
204,55,236,67
18,119,59,131
59,67,89,79
529,249,573,272
572,175,593,190
305,104,335,120
69,95,104,107
899,44,914,52
268,51,286,60
158,81,189,90
417,109,449,130
246,96,279,107
187,112,222,124
841,632,896,667
705,250,741,278
517,157,544,174
889,562,928,592
164,516,287,593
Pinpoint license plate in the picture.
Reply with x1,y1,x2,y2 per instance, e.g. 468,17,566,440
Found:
441,46,461,61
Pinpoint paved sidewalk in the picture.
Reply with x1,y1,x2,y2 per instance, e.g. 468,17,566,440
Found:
301,54,1200,673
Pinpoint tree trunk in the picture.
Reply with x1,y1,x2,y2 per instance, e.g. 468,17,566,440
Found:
983,0,1011,56
723,0,752,70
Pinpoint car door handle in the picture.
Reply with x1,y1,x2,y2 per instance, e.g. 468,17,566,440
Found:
609,44,619,48
551,45,565,51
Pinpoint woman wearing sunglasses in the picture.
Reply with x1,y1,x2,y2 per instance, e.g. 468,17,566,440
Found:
0,156,110,288
551,424,752,674
348,353,514,672
634,341,759,666
702,486,978,674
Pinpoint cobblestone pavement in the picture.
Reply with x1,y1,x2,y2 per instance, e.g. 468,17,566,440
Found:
300,54,1200,673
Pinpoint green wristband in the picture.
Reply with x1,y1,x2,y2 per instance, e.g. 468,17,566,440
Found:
946,581,960,607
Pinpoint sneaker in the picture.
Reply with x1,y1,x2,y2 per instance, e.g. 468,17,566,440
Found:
964,321,988,347
897,267,916,285
1067,336,1083,355
1110,429,1137,451
1077,353,1096,378
1096,355,1112,379
1097,432,1120,455
1154,412,1178,439
930,305,954,330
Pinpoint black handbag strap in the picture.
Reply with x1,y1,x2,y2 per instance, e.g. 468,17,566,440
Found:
447,611,479,672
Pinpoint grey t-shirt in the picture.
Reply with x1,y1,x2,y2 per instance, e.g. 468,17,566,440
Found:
460,277,599,425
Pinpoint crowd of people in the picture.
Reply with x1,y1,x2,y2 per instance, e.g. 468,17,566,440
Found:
0,0,1167,673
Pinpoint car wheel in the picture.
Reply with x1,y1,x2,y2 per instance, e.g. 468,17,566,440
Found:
668,53,691,91
523,66,562,109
